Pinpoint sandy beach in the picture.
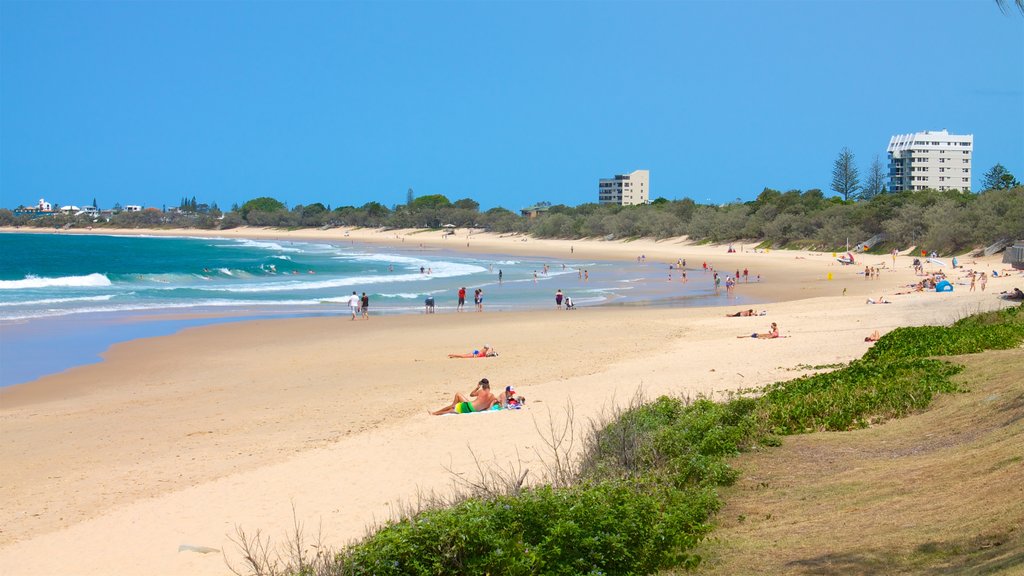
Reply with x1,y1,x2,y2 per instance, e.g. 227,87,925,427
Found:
1,227,1020,576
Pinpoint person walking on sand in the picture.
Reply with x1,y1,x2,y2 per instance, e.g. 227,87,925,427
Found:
970,272,976,292
347,291,360,320
430,378,499,415
980,272,987,292
457,286,466,312
361,292,369,320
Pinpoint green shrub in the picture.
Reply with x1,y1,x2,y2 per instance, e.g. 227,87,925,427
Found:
343,481,716,576
277,306,1024,576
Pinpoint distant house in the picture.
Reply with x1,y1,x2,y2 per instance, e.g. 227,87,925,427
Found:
124,205,143,212
520,204,552,218
13,198,57,218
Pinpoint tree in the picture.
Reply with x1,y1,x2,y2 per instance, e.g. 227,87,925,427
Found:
453,198,480,211
239,196,286,219
981,163,1020,191
861,155,886,200
409,194,451,211
831,147,861,201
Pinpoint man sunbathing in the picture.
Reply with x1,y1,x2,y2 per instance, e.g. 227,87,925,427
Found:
430,378,499,415
738,322,779,339
726,309,756,317
448,345,497,358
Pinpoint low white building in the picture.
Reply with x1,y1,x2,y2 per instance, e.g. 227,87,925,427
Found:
887,130,972,192
598,170,650,205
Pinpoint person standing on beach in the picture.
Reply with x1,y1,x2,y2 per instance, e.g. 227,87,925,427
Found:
555,289,564,309
457,287,466,312
347,291,360,320
475,288,484,312
980,272,987,292
361,292,369,320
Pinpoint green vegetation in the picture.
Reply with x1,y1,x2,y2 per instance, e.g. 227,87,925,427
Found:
4,187,1022,256
233,305,1023,576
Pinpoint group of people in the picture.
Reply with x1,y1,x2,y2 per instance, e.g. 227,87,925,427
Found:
864,265,884,279
430,378,524,415
554,289,575,310
456,287,485,312
347,291,369,320
968,271,988,292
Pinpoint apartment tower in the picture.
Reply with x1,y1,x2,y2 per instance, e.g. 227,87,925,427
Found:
598,170,649,205
887,130,972,192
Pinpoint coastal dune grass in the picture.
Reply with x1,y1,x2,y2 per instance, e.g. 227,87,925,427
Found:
235,305,1023,576
687,346,1024,575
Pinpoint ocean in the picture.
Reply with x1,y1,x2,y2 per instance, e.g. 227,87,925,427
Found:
0,232,751,386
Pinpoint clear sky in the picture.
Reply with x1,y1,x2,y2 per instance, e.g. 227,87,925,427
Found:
2,1,1022,212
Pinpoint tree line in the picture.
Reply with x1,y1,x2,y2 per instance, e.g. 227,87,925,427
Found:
2,183,1021,256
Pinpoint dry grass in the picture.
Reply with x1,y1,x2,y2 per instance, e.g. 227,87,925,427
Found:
683,347,1024,576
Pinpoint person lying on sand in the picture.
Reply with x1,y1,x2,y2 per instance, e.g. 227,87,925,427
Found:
448,346,498,358
866,296,891,304
999,288,1024,302
430,378,499,415
865,330,882,342
738,322,779,339
726,309,756,317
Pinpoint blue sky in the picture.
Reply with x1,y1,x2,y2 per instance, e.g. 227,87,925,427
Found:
2,1,1022,212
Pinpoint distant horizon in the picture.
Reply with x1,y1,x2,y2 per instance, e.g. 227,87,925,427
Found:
2,1,1021,212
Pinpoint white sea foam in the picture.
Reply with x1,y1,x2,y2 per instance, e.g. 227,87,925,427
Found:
221,238,306,253
0,297,334,321
378,293,422,299
0,294,116,307
189,273,424,293
0,273,112,290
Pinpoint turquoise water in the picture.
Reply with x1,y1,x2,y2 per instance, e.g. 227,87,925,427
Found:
0,233,751,386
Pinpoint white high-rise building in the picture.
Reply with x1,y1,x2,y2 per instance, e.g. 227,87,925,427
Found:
887,130,972,192
598,170,649,205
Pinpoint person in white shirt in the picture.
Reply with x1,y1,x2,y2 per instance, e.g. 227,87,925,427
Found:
347,291,360,320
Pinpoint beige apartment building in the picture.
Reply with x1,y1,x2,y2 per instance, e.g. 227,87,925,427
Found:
598,170,649,205
887,130,972,192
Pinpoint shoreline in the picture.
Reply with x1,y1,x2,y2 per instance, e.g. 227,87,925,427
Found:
1,227,1020,575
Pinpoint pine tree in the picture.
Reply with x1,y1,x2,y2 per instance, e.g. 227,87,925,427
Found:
831,147,861,201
